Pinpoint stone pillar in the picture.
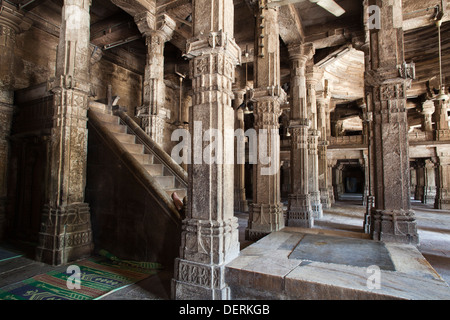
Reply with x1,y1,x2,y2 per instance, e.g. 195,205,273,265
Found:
233,90,248,212
286,42,315,228
135,10,176,146
246,5,285,240
435,150,450,210
316,87,331,209
434,100,450,141
36,0,93,265
334,163,345,200
172,0,241,300
415,161,425,201
0,2,30,241
424,158,437,204
410,165,417,199
366,0,418,244
421,100,435,132
361,151,370,206
327,159,335,204
306,66,323,218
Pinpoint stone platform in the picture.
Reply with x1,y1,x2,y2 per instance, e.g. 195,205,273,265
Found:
225,227,450,300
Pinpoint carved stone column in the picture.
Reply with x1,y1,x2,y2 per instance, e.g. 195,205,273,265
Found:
172,0,240,300
327,159,335,205
316,86,331,209
415,160,425,201
0,2,31,240
435,149,450,210
246,5,285,240
286,42,315,228
410,165,417,199
36,0,93,265
421,100,434,132
366,0,418,244
135,10,176,146
233,90,248,212
424,158,437,204
434,100,450,141
306,66,323,218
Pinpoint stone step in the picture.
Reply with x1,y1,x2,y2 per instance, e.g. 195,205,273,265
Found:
131,153,154,165
155,176,175,189
95,112,120,124
113,133,136,144
144,164,164,176
122,143,144,154
103,122,127,134
165,188,187,200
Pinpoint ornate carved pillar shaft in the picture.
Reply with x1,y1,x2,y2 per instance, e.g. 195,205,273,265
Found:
135,10,176,146
246,5,285,240
434,150,450,209
36,0,93,265
233,90,248,212
306,66,323,218
286,42,315,228
366,0,418,244
415,161,425,201
172,0,240,300
316,88,331,209
434,100,450,141
423,159,437,204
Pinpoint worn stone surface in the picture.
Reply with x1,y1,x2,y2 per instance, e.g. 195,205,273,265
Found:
36,0,93,266
172,0,240,300
246,6,285,241
365,0,418,245
226,227,450,300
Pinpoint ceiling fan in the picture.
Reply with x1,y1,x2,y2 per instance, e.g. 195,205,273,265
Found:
267,0,346,17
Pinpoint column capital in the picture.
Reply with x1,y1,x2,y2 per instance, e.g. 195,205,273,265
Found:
0,2,32,33
135,12,176,41
184,30,241,66
287,42,315,63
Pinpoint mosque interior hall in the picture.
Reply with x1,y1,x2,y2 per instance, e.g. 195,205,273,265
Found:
0,0,450,300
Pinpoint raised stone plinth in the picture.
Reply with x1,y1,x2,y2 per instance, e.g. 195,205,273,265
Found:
226,228,450,300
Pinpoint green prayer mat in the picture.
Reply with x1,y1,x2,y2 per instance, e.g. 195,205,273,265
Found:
0,251,163,300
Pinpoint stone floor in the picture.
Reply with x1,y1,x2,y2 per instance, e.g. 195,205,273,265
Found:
0,196,449,299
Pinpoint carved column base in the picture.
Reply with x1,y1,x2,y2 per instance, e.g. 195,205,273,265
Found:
328,186,335,204
435,192,450,210
36,203,93,266
246,203,284,241
172,217,239,300
310,191,323,219
423,187,436,204
320,188,331,209
370,209,419,245
234,188,248,212
172,260,231,300
287,194,314,228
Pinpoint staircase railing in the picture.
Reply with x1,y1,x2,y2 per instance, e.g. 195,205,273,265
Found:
114,109,188,189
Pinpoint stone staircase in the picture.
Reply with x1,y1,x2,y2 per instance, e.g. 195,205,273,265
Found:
88,104,187,202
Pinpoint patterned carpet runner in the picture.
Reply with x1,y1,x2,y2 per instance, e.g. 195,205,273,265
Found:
0,251,163,300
